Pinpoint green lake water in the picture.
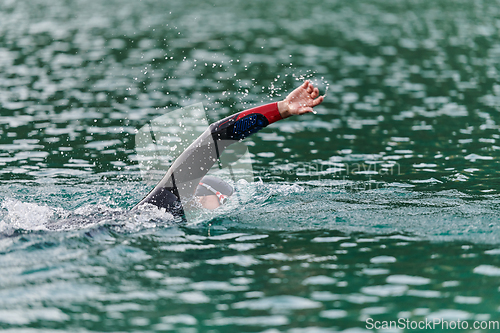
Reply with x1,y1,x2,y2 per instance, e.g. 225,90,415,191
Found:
2,0,500,331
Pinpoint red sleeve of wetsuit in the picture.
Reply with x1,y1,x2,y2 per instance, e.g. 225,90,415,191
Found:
234,102,282,125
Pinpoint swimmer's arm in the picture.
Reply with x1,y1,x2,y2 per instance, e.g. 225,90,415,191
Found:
211,80,325,140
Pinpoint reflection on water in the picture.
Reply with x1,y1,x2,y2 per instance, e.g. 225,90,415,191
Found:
1,0,500,331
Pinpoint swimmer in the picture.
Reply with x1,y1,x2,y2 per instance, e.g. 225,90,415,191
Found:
133,80,324,215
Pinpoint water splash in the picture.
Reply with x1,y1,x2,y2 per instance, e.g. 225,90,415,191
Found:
0,197,177,235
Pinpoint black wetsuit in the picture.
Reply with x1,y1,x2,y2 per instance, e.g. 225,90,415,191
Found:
134,102,283,216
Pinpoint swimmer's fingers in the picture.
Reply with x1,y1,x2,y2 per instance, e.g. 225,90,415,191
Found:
301,95,324,115
311,95,324,108
310,87,319,99
298,98,323,115
306,81,314,94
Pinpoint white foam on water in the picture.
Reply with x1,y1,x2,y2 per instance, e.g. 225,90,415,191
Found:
0,198,176,234
1,199,54,233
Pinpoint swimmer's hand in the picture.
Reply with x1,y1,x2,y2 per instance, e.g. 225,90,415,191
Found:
277,80,325,118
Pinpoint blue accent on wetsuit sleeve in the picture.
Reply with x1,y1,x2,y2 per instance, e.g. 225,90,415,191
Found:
232,114,269,140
